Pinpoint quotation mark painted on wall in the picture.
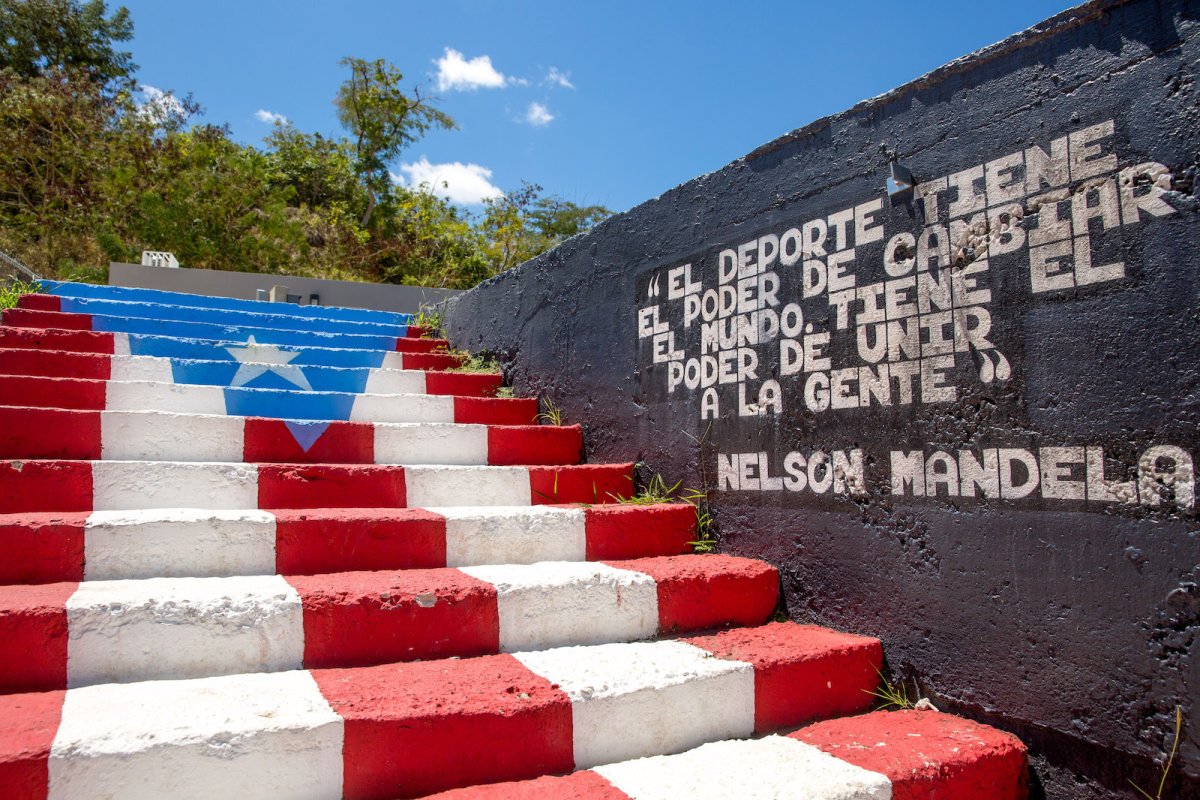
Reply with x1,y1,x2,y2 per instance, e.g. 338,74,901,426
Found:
978,349,1012,383
647,274,661,300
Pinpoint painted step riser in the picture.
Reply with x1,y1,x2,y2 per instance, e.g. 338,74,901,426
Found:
0,350,499,396
0,461,634,513
0,623,883,800
0,327,464,369
0,379,533,424
39,280,413,326
0,556,778,692
21,294,412,338
0,409,578,467
2,308,442,354
0,505,697,585
427,711,1030,800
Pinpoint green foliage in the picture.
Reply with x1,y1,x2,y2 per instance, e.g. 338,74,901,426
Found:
449,350,501,373
865,669,915,711
0,0,135,92
536,397,564,426
611,473,718,553
335,57,454,229
0,277,39,308
0,4,609,288
494,386,516,399
412,306,444,338
1131,706,1183,800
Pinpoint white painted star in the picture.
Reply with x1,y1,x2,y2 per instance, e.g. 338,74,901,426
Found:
225,336,312,391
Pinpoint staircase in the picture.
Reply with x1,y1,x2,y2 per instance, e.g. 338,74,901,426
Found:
0,280,1029,799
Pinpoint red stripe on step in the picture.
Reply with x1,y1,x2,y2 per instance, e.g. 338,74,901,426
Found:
685,622,881,733
0,582,75,694
0,328,114,355
424,372,501,397
530,463,633,505
275,508,447,575
394,338,448,354
258,464,406,510
424,771,626,799
0,350,112,381
0,375,107,411
402,352,464,370
289,568,499,669
0,513,87,585
0,461,93,514
607,555,778,633
454,397,538,426
582,504,695,560
2,309,93,331
244,418,374,464
15,295,60,312
792,710,1030,800
0,407,101,460
403,325,430,338
313,655,574,800
487,425,582,466
0,689,66,799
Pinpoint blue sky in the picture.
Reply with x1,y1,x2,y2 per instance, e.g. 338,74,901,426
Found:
122,0,1074,212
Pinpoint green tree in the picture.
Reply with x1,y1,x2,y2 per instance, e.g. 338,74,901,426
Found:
527,197,612,245
334,57,454,229
0,0,135,92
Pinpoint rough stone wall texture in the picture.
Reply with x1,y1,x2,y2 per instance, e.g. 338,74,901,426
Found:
444,1,1200,796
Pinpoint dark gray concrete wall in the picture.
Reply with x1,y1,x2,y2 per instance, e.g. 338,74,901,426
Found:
109,262,459,314
445,1,1200,796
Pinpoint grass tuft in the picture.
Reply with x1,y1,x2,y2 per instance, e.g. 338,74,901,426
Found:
448,349,501,373
864,669,915,711
611,472,717,553
412,307,445,339
536,396,564,426
0,277,38,309
1131,706,1183,800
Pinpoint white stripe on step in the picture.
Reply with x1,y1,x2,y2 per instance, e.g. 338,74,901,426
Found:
48,671,344,800
593,735,893,800
84,509,278,581
438,506,586,567
100,411,244,462
65,575,304,686
404,466,530,507
461,561,657,651
373,423,488,465
514,640,754,770
90,461,259,510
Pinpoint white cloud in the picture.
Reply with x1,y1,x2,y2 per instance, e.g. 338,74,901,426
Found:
254,109,288,125
393,158,504,205
525,102,555,126
435,48,508,92
545,67,574,89
138,84,186,123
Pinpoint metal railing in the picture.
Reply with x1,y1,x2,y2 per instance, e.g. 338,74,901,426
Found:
0,247,40,283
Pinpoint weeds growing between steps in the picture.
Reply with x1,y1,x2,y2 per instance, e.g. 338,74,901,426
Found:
0,278,37,309
614,472,718,554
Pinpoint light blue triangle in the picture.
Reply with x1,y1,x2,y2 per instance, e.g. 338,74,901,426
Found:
284,420,332,452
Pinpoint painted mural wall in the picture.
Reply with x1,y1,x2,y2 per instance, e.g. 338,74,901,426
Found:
445,1,1200,796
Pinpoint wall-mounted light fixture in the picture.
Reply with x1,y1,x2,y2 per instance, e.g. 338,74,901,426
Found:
887,162,915,203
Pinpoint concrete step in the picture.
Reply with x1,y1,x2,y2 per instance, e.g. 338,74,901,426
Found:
0,622,882,799
0,377,533,423
0,349,501,396
19,294,414,338
0,505,698,585
0,408,577,466
0,326,465,369
428,709,1029,799
38,279,414,326
0,460,635,513
0,555,777,692
2,308,444,354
